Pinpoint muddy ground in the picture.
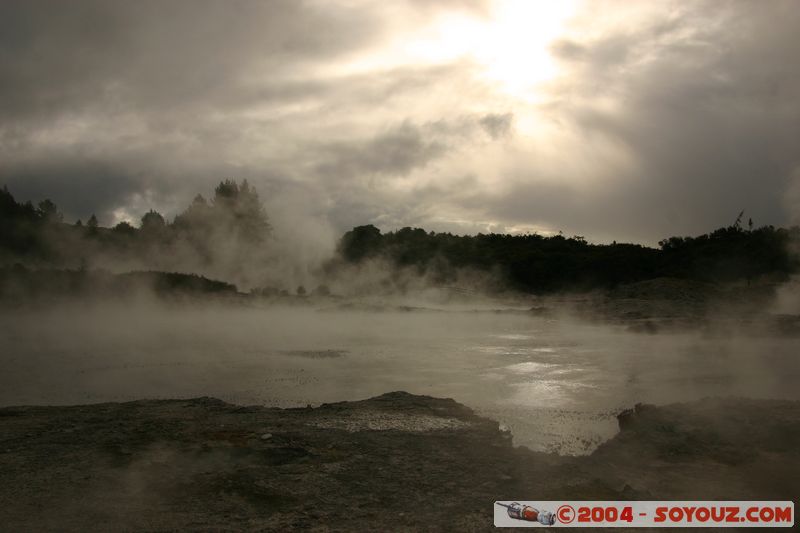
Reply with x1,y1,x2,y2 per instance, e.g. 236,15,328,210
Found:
1,392,797,531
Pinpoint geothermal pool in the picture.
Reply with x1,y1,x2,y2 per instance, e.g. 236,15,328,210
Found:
2,303,798,454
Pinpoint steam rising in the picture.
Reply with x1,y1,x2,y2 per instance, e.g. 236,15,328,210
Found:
0,0,799,464
2,296,799,455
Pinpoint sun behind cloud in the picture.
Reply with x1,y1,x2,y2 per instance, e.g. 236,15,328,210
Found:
331,0,579,105
402,0,580,101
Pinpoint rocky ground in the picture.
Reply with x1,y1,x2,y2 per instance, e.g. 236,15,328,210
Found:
1,392,798,531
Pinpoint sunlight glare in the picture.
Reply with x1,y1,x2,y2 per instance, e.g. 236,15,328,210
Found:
403,0,579,100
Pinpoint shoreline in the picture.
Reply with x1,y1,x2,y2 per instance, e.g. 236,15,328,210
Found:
2,392,798,531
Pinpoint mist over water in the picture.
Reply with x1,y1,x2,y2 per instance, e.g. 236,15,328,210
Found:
2,301,798,455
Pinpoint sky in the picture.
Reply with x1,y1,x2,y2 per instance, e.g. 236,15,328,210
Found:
1,0,799,247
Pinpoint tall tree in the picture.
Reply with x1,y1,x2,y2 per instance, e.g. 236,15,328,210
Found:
87,214,99,234
37,199,63,223
140,209,166,232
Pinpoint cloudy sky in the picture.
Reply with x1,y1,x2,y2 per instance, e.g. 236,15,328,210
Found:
1,0,799,246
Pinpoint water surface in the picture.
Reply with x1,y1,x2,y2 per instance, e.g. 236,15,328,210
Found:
2,304,798,454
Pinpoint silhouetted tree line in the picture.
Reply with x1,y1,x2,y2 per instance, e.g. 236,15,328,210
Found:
4,181,799,295
337,219,800,293
0,185,59,258
0,180,270,265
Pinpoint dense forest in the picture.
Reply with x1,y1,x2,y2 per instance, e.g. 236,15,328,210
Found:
2,182,799,296
336,218,800,293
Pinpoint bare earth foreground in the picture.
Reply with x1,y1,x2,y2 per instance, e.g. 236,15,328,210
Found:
1,393,798,531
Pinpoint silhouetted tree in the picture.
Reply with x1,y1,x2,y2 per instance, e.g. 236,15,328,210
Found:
0,186,43,255
170,180,272,272
733,210,745,230
211,178,271,243
113,221,136,235
37,199,62,223
192,194,209,208
173,195,210,228
140,209,166,231
213,179,239,204
339,224,383,261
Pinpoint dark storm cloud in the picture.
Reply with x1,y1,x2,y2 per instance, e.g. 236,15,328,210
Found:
0,0,381,124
